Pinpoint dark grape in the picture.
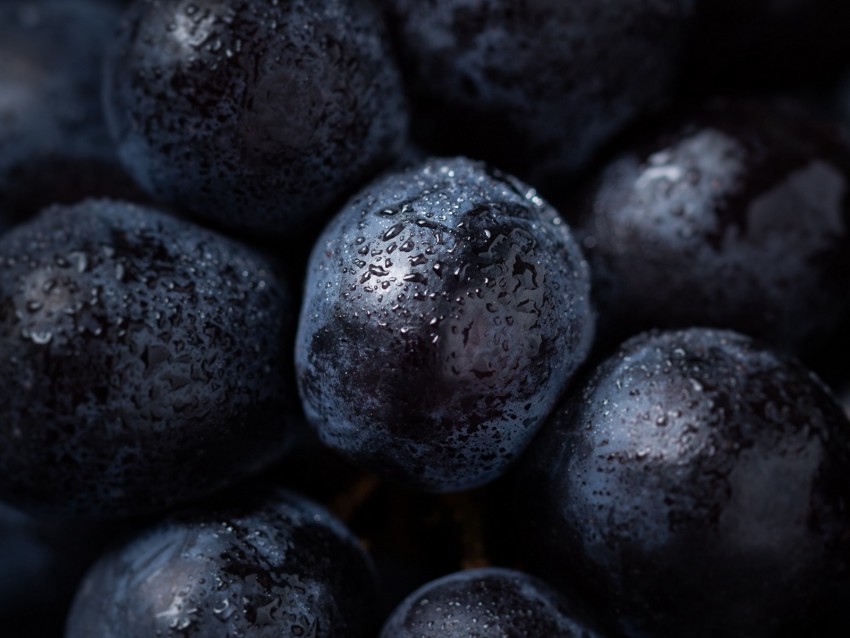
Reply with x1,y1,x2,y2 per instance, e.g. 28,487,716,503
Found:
295,157,594,491
381,0,694,193
0,199,296,517
103,0,409,237
66,489,379,638
515,328,850,638
0,0,143,227
379,567,602,638
1,3,848,636
571,99,850,356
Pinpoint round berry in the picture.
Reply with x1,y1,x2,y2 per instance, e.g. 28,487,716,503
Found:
382,0,694,192
516,328,850,637
380,567,602,638
66,489,379,638
104,0,409,237
296,157,595,491
0,199,296,516
572,99,850,355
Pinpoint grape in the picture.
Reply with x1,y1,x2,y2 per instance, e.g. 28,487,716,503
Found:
295,157,594,491
66,489,379,638
0,199,297,517
571,99,850,356
103,0,409,237
1,3,849,636
379,567,602,638
515,328,850,637
0,0,142,228
380,0,694,193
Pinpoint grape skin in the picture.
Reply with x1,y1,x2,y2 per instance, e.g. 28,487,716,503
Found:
380,567,602,638
296,157,595,492
516,328,850,637
66,489,379,638
103,0,409,237
0,199,297,517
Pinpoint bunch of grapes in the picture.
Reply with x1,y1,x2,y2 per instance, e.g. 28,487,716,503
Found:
2,1,850,637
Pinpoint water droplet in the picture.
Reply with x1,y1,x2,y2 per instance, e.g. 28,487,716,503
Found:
369,264,388,277
403,273,427,284
173,615,194,630
69,251,88,273
29,330,53,345
382,223,404,241
213,599,234,620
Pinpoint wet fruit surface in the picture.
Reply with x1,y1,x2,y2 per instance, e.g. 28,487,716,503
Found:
379,567,602,638
296,157,595,491
2,3,850,635
66,489,379,638
516,328,850,638
103,0,409,237
571,99,850,356
381,0,694,194
0,199,296,516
